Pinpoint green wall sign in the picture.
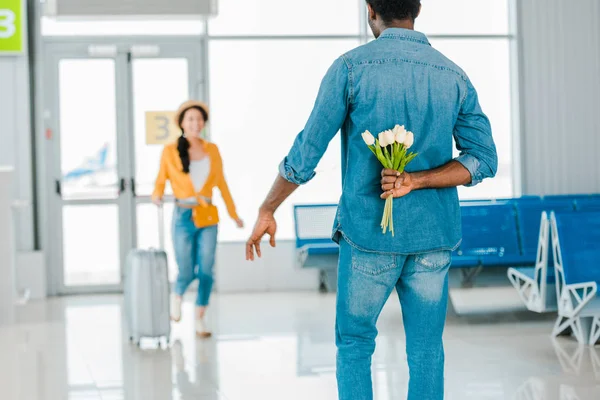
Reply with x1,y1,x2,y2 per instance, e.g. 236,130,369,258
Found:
0,0,24,54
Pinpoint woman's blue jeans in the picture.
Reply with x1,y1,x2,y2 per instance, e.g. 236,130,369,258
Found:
172,206,218,307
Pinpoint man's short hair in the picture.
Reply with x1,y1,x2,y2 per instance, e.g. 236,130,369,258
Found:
366,0,421,22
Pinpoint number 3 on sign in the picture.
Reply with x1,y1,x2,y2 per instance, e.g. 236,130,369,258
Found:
155,116,170,140
0,9,16,39
145,111,178,145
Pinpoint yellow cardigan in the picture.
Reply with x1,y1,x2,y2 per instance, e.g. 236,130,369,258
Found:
152,140,239,225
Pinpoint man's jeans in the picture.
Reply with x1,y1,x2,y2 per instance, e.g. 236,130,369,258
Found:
336,237,451,400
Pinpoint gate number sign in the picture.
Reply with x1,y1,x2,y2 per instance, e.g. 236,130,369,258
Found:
0,0,24,54
145,111,180,145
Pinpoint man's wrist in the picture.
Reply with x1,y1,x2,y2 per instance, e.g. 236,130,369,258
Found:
404,161,472,191
259,204,276,215
409,171,427,191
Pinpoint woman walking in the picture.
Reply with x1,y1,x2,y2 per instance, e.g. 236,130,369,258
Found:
152,100,243,337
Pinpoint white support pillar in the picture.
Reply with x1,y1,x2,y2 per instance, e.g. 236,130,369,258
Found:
0,167,16,325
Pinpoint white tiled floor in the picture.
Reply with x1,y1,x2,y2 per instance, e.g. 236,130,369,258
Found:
0,291,599,400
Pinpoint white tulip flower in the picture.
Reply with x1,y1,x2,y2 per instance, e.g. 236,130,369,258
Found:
378,131,388,147
382,129,395,147
404,131,415,148
361,130,375,146
393,124,408,144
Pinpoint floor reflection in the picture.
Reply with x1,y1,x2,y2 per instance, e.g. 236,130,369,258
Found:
3,293,600,400
512,339,600,400
172,339,221,399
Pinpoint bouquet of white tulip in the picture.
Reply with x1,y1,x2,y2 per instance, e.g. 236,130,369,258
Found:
361,125,418,236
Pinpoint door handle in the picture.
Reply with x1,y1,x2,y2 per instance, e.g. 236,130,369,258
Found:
55,180,61,196
118,178,126,195
130,178,136,197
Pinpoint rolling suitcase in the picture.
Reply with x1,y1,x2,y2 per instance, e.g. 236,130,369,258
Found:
124,204,171,347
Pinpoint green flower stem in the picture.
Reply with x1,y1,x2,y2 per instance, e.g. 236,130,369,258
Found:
370,139,420,235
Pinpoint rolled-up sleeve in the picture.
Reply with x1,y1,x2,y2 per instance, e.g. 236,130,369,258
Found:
453,78,498,187
279,56,350,185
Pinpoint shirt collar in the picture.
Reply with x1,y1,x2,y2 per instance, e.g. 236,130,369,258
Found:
378,28,430,46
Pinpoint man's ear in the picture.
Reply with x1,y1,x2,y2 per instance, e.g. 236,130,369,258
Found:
367,3,376,21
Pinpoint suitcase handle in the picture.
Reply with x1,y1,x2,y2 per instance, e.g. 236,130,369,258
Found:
157,204,165,250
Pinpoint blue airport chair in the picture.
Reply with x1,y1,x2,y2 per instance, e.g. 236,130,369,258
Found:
507,198,576,312
452,203,522,286
574,195,600,212
455,203,522,265
293,204,339,292
551,211,600,345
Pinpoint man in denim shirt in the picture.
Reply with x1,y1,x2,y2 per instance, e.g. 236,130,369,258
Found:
246,0,497,399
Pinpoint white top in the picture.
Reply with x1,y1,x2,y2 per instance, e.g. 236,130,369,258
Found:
189,158,211,192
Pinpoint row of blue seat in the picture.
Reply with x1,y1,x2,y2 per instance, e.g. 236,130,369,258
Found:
293,194,600,271
507,209,600,345
454,194,600,269
293,198,600,343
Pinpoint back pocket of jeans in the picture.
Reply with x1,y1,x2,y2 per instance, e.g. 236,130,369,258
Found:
351,246,396,276
414,250,451,272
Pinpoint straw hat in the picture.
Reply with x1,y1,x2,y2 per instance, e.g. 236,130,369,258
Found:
174,100,210,128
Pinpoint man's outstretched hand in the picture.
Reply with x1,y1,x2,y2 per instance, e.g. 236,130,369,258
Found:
246,175,299,260
246,210,278,261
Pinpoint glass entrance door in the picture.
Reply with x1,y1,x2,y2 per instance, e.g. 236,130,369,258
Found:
129,55,197,282
44,39,203,294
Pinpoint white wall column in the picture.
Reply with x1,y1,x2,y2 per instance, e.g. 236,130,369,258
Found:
0,167,17,325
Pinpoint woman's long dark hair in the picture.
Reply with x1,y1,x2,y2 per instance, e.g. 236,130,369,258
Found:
177,106,208,173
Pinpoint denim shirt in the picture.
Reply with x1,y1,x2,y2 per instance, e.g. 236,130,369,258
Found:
279,28,498,254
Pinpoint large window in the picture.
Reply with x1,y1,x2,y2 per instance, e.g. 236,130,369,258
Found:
210,0,516,241
209,39,358,242
413,0,509,34
432,38,513,200
41,1,517,242
208,0,361,36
